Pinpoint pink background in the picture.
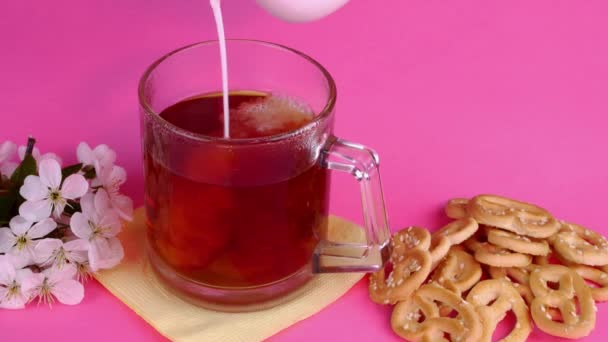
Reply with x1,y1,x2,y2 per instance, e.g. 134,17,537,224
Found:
1,0,608,341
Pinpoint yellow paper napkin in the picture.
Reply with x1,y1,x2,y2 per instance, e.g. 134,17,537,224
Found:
94,208,365,342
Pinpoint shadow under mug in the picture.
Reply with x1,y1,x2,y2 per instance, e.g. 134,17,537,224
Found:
138,39,391,312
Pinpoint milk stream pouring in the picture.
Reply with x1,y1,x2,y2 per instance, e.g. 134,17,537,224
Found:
209,0,349,137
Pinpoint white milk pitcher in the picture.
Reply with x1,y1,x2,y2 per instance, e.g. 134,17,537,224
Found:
256,0,350,22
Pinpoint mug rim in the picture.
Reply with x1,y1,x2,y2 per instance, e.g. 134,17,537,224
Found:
138,39,337,145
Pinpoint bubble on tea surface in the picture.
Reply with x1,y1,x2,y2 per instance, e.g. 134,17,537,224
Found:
231,94,314,137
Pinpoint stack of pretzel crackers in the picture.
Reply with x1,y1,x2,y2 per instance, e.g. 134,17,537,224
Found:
369,194,608,341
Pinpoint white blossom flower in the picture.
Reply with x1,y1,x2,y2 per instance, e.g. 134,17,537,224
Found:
34,238,89,269
22,266,84,305
70,191,124,272
0,216,57,268
73,260,92,282
0,256,33,309
18,159,89,221
0,141,17,176
18,146,63,165
76,142,116,176
93,166,133,221
0,141,16,163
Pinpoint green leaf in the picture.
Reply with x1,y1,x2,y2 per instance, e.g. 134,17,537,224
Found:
10,154,37,186
62,163,83,180
0,175,10,189
1,154,38,219
0,137,39,221
0,194,12,224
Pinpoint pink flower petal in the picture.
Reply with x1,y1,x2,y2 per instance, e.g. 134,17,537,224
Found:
76,142,94,165
99,212,122,237
0,162,18,177
27,218,57,239
38,159,62,189
0,228,16,253
21,272,44,299
19,176,48,201
52,201,66,218
78,143,117,177
111,194,134,221
8,247,32,269
93,144,116,168
52,279,84,305
0,141,16,163
39,152,62,165
109,165,127,187
19,199,52,222
33,238,62,265
64,239,90,263
94,188,112,214
90,237,123,271
15,268,34,284
88,238,108,272
107,237,124,266
61,174,88,199
64,238,89,253
69,212,92,240
69,251,89,264
79,193,96,219
8,216,33,235
0,255,16,286
46,263,77,283
0,288,27,309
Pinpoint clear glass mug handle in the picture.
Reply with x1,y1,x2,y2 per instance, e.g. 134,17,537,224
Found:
313,136,392,273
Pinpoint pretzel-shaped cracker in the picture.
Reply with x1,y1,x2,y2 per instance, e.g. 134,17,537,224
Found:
488,265,539,304
434,218,480,245
532,244,608,302
369,248,432,304
489,263,560,321
467,195,560,238
473,242,532,267
431,248,482,295
391,284,482,342
429,237,451,270
571,265,608,302
529,265,597,339
486,227,550,256
391,226,431,261
445,198,469,219
430,218,479,268
553,222,608,266
488,265,566,321
466,279,532,342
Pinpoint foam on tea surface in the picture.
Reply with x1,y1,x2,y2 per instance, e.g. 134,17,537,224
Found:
229,95,314,138
160,92,314,139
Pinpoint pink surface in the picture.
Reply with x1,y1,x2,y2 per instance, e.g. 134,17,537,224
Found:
1,0,608,341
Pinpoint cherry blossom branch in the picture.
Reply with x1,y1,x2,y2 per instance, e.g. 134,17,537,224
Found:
0,138,133,309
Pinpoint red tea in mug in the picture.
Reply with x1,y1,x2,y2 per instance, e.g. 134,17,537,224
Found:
144,91,329,287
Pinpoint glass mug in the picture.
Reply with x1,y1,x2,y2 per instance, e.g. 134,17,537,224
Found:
138,40,391,311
